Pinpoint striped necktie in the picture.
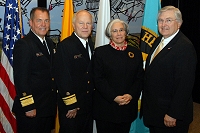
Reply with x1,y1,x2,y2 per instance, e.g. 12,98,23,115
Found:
43,40,49,55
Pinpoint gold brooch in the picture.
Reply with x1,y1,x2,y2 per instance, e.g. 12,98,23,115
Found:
128,52,134,58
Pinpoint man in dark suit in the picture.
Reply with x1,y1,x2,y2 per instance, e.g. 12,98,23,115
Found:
12,7,57,133
142,6,197,133
54,10,94,133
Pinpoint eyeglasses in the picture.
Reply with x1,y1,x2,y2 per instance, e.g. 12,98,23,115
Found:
157,19,177,24
111,29,125,33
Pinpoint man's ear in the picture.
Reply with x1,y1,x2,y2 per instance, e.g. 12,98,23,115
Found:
72,23,75,30
29,19,32,27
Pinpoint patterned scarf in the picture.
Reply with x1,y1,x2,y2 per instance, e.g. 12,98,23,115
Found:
110,40,127,51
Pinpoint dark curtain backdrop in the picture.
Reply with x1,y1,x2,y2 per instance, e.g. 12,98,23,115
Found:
37,0,200,103
162,0,200,103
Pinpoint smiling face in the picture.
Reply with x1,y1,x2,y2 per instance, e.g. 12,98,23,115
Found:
72,10,93,40
29,9,50,39
158,10,181,39
110,22,126,46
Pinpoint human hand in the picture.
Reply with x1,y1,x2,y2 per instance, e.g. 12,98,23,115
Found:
66,108,80,118
25,109,36,118
164,114,176,127
114,94,132,105
119,94,132,105
114,96,125,105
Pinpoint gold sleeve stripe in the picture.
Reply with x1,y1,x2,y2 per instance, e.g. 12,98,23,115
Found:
62,94,75,100
20,95,33,100
62,94,77,105
20,97,34,107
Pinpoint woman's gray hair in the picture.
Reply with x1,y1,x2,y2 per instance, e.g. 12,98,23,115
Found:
105,19,129,38
158,6,183,24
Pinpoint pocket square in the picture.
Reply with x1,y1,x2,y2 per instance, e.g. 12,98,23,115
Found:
36,52,43,57
74,54,82,59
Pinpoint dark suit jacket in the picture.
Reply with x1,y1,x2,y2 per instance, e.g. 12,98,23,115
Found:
12,30,57,117
142,31,197,127
54,32,94,115
93,44,144,123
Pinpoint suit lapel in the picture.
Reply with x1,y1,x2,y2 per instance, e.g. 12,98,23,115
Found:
28,31,51,61
145,37,162,70
71,33,91,63
46,38,54,60
88,37,94,54
146,31,181,71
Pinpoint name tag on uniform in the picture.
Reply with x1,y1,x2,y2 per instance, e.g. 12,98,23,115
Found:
74,54,82,59
36,52,44,57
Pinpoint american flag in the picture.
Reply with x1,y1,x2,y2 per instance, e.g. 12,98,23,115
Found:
0,0,23,133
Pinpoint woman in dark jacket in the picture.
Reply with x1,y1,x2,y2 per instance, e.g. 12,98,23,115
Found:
93,19,144,133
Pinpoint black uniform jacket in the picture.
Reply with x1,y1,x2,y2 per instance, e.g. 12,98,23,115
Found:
93,44,144,123
12,30,57,117
142,31,197,127
54,32,94,115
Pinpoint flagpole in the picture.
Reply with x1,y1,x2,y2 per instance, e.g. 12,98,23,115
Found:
178,0,179,8
18,0,23,38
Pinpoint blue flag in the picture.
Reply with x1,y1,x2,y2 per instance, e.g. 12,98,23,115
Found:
129,1,161,133
140,0,161,62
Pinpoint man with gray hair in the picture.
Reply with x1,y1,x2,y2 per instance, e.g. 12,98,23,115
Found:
141,6,197,133
54,10,94,133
